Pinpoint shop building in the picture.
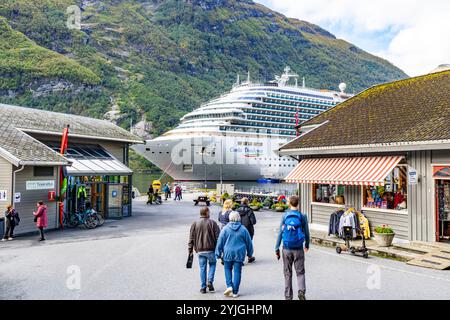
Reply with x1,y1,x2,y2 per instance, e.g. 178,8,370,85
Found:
0,103,142,236
279,70,450,243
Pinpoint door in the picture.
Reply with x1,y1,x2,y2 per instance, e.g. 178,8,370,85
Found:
107,184,123,219
436,180,450,242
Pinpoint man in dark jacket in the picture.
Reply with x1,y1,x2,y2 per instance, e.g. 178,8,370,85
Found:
237,198,257,263
188,207,221,294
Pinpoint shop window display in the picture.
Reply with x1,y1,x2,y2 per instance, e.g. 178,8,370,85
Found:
363,166,407,211
313,184,345,205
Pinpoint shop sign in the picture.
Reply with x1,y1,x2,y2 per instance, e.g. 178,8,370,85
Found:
0,190,7,201
26,180,55,190
408,167,418,185
14,193,21,203
433,166,450,179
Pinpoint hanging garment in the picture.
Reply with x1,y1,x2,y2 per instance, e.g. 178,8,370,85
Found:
338,209,358,238
356,212,371,239
328,209,344,236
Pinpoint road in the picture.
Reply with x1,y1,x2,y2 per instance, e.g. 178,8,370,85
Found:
0,196,449,300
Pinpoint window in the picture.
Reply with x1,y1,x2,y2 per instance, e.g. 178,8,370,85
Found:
183,165,193,173
34,166,54,177
362,165,407,211
313,184,345,205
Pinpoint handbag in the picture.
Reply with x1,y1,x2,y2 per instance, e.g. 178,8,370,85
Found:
186,253,194,269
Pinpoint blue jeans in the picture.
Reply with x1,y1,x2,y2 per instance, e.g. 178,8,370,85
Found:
224,261,243,294
198,252,217,289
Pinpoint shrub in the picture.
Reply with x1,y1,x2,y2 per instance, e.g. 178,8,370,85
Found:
374,224,394,234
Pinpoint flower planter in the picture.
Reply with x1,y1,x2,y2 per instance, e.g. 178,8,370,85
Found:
374,232,395,247
250,206,260,211
275,206,285,212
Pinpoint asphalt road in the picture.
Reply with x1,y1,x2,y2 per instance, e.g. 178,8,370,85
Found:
0,195,449,300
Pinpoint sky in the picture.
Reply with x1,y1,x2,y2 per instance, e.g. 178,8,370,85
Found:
256,0,450,76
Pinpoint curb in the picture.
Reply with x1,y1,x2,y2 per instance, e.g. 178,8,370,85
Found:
311,235,414,262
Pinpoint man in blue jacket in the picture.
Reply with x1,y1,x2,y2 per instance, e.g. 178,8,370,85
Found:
275,195,310,300
215,211,253,298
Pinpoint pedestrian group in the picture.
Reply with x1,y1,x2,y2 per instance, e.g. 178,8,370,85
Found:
188,195,308,300
3,201,48,242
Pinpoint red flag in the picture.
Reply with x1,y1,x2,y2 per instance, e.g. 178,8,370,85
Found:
59,125,69,228
295,111,300,136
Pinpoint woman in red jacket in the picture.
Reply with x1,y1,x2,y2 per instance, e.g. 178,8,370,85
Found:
33,201,48,241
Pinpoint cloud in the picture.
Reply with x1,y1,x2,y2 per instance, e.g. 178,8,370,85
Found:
257,0,450,76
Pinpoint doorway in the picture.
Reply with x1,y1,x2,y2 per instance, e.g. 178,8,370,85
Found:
436,179,450,242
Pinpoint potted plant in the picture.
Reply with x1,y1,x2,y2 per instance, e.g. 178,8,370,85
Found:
232,202,241,210
271,203,288,212
374,224,395,247
220,192,230,204
250,198,263,211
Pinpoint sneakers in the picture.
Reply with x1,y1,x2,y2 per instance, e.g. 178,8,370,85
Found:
38,238,45,242
224,287,233,297
248,256,256,263
233,293,240,298
7,237,13,241
1,239,6,242
207,282,215,292
298,291,306,300
200,288,207,294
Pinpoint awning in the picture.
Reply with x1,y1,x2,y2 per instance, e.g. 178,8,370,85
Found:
285,156,403,186
66,158,133,176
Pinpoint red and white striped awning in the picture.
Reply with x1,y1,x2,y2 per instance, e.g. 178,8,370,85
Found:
285,156,403,186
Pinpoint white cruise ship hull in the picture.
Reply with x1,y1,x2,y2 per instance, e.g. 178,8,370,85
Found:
132,134,298,181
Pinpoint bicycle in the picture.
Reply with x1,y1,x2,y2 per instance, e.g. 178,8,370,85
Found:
68,209,99,229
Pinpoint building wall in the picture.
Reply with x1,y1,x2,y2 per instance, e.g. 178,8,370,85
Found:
0,156,12,209
407,150,435,242
13,166,59,235
100,142,125,163
432,150,450,164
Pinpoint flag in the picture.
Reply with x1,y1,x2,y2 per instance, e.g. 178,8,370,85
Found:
295,111,300,136
59,125,69,228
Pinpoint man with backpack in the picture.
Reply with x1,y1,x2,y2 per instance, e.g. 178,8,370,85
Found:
275,195,310,300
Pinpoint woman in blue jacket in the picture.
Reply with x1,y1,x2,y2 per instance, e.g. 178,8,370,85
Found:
215,211,253,298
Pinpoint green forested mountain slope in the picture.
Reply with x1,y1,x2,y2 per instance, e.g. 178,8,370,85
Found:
0,0,407,135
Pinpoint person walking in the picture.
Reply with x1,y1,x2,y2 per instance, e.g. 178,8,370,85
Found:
218,199,233,228
237,198,257,263
174,185,182,201
163,183,170,201
215,212,253,298
188,207,220,294
33,201,48,242
147,185,154,204
2,205,19,241
275,195,310,300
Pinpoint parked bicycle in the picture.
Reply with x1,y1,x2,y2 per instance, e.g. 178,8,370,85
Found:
67,209,99,229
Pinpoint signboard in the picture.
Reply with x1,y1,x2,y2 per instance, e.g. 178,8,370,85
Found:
433,166,450,180
408,167,418,185
26,180,55,190
14,192,21,203
0,190,7,201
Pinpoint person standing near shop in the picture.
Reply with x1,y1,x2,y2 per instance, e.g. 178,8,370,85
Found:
275,195,310,301
33,201,48,242
2,205,19,241
188,207,221,294
215,211,253,298
236,198,257,263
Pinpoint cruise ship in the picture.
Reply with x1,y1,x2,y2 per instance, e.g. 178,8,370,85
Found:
133,67,351,182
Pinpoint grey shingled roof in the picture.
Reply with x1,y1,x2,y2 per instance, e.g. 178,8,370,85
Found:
280,70,450,152
0,103,142,166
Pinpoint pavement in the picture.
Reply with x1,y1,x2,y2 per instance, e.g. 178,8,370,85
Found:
1,194,450,300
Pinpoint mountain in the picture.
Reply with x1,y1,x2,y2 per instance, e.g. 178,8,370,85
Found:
0,0,407,136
